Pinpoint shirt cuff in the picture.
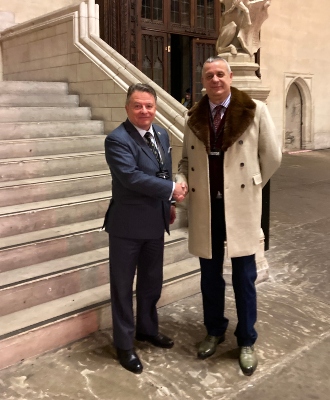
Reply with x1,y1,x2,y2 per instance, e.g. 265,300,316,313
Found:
169,181,175,201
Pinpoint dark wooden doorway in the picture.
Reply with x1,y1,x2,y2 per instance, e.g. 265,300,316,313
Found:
170,34,192,103
95,0,220,101
140,31,168,90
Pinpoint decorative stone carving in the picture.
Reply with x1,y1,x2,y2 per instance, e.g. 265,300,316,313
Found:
217,0,271,57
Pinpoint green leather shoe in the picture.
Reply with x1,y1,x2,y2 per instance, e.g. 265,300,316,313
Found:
239,345,258,376
197,334,225,359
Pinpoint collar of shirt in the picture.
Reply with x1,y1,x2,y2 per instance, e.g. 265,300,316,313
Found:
209,93,231,116
132,123,154,139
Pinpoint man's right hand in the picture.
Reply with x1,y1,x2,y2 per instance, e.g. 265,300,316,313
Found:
173,182,188,202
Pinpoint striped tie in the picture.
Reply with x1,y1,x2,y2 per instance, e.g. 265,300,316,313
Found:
144,131,162,166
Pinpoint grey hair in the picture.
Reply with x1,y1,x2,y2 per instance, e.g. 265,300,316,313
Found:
202,56,232,74
126,83,157,106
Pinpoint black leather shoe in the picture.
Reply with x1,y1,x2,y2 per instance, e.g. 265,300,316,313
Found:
135,332,174,348
116,348,143,374
197,334,226,359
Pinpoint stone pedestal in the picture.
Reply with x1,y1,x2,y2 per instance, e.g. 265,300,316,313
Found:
222,52,270,102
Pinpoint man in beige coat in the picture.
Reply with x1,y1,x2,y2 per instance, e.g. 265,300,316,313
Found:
176,56,282,375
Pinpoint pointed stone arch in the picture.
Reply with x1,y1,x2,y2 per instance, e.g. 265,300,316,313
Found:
284,74,313,150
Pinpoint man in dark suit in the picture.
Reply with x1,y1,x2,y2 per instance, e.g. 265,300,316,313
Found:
103,83,187,374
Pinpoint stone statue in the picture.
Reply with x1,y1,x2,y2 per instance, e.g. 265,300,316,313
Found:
223,0,252,26
216,0,272,57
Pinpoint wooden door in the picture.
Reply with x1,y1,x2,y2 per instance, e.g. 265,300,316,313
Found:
285,83,302,150
95,0,132,61
192,39,216,104
139,31,169,90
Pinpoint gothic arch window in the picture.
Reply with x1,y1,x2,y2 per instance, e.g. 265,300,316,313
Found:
154,57,163,87
193,40,215,102
142,34,164,88
142,55,152,79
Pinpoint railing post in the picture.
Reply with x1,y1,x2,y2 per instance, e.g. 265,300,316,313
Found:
79,1,88,39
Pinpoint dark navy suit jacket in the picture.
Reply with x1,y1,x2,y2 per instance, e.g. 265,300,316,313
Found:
103,119,173,239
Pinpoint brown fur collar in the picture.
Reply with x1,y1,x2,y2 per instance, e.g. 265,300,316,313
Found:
187,87,256,152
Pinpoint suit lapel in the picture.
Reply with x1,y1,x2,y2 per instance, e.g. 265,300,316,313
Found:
123,119,159,168
153,127,166,154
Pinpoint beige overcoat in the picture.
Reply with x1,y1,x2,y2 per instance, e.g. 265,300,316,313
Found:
176,87,282,259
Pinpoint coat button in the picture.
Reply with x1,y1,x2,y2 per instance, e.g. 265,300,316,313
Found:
191,167,195,171
241,184,245,188
191,145,195,149
240,162,244,167
239,140,243,145
192,188,195,192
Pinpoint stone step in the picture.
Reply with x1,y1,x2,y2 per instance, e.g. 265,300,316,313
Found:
0,257,200,370
0,151,107,182
0,206,187,273
0,135,104,159
0,107,91,122
0,219,107,273
0,120,104,140
0,171,110,207
0,228,191,317
0,81,69,95
0,252,110,318
0,94,79,107
0,191,110,238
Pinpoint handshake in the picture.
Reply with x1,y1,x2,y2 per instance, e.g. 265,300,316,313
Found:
173,182,188,202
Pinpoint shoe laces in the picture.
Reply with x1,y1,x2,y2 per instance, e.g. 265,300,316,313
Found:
205,335,219,343
241,346,254,354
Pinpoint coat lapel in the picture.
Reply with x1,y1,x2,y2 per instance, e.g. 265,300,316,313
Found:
187,87,256,152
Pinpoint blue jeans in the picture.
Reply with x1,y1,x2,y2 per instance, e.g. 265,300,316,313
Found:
199,199,258,346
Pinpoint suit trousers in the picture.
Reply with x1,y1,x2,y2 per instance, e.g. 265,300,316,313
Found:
199,198,258,347
109,234,164,350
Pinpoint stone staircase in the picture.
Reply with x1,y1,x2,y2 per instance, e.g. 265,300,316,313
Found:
0,81,200,370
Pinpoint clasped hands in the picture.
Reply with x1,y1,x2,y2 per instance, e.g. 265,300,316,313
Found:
173,182,188,202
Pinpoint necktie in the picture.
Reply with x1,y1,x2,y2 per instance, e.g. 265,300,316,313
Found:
144,131,163,166
213,105,223,132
